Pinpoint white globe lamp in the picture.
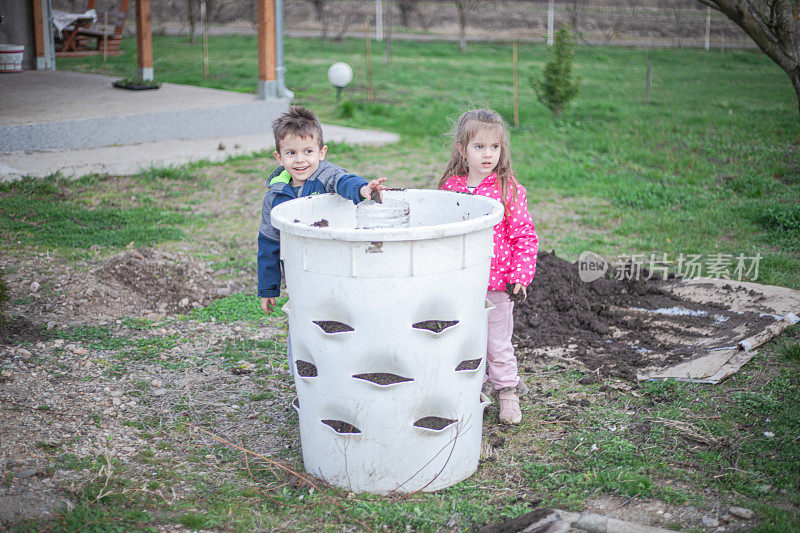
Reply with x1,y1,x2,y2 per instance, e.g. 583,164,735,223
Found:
327,62,353,102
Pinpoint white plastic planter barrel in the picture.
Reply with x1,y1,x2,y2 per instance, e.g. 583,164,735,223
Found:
271,189,503,494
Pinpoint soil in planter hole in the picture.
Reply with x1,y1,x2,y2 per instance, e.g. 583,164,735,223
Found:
412,320,459,333
313,320,354,333
322,420,361,434
414,416,456,430
455,359,482,371
295,360,318,377
353,372,413,385
311,219,329,227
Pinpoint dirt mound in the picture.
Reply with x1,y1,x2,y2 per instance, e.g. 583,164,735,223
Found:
514,252,775,379
0,317,46,345
83,248,249,319
95,248,242,316
11,248,250,326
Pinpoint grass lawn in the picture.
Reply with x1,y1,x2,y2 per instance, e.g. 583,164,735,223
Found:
3,34,796,531
57,34,800,289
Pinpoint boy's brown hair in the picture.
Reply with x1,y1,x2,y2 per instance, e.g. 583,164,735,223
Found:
272,106,324,151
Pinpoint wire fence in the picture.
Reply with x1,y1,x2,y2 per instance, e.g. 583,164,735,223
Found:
53,0,752,49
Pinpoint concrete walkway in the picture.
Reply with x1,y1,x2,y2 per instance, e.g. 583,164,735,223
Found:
0,71,289,154
0,124,399,181
0,71,398,181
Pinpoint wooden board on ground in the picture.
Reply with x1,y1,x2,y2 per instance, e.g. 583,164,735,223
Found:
637,278,800,383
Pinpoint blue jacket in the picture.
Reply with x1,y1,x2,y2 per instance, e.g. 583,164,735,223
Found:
257,160,369,298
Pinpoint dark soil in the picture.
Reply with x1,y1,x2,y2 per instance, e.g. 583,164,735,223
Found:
370,188,383,203
95,248,242,315
455,358,482,371
412,320,459,333
413,416,457,430
477,507,558,533
313,320,354,333
514,252,776,380
295,360,318,377
311,219,329,227
505,283,526,302
321,420,361,434
353,372,413,385
0,317,47,346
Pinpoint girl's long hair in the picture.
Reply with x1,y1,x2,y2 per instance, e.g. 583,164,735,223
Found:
437,108,517,211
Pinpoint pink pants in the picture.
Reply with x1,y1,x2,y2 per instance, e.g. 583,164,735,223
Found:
485,290,520,390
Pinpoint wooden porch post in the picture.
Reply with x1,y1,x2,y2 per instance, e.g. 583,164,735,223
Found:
136,0,154,80
32,0,46,69
257,0,277,99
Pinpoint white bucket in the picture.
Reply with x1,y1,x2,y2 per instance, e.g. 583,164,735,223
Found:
0,44,24,73
272,189,503,494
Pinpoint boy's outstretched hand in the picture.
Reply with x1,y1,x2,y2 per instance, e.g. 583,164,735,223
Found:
261,297,276,315
360,178,387,203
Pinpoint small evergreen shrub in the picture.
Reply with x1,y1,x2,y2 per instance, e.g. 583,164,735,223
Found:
532,24,580,116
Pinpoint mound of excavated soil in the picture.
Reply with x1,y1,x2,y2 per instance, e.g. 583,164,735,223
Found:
94,248,242,316
0,316,46,345
16,248,249,325
514,252,775,380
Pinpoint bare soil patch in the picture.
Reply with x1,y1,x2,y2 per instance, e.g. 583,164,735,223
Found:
0,167,790,529
12,247,248,326
0,317,46,346
514,252,775,380
95,247,246,315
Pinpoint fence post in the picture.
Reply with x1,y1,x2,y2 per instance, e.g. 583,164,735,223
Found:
513,42,519,127
365,19,373,101
201,0,209,77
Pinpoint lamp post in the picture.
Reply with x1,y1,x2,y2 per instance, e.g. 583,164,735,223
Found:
327,62,353,103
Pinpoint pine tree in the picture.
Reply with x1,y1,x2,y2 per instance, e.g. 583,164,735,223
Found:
533,24,579,116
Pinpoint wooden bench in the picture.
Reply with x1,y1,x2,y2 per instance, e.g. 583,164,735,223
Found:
56,0,130,57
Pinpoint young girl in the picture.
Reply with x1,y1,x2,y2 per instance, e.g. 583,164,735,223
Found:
438,109,538,425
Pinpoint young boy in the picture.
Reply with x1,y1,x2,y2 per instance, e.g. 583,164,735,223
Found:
257,106,385,314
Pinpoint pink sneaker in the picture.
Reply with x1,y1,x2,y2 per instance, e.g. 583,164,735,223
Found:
498,388,522,425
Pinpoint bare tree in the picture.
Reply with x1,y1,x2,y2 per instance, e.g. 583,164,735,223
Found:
605,0,626,42
397,0,427,29
329,3,363,41
696,0,800,115
168,0,193,41
398,0,413,27
167,0,226,44
385,0,393,63
567,0,587,43
188,0,197,43
309,0,329,40
673,0,686,48
453,0,481,52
